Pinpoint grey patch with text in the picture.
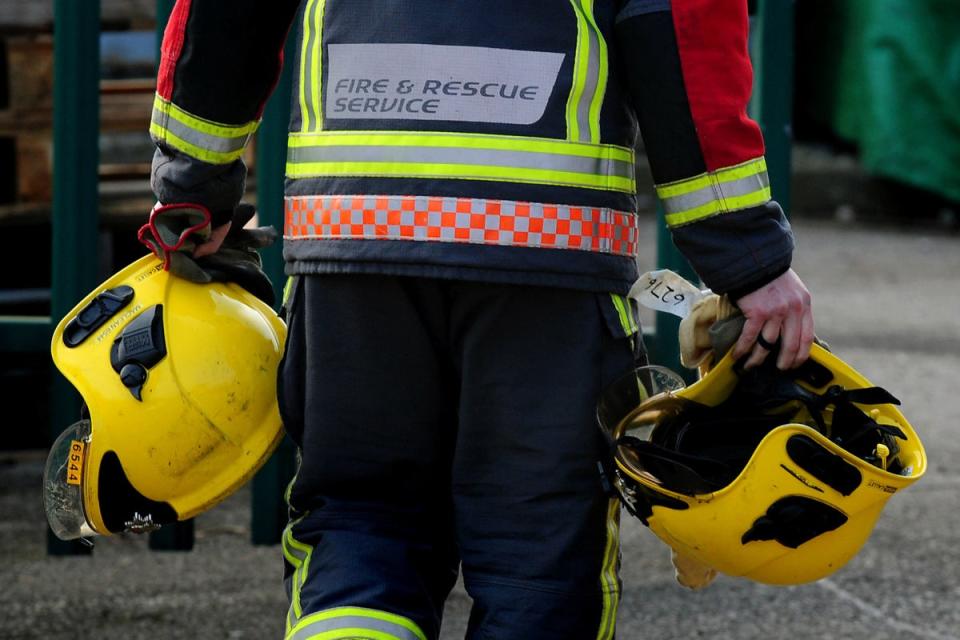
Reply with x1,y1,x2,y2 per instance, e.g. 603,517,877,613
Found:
326,43,564,124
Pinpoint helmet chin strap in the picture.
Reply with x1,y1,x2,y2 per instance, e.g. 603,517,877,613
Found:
730,360,907,460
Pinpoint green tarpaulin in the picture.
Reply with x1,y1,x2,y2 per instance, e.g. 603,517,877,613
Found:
798,0,960,203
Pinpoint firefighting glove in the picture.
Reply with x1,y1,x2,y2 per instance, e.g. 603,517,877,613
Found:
671,547,718,591
138,202,277,306
680,293,831,370
678,294,741,369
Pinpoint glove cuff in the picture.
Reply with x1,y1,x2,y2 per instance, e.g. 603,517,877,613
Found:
138,203,213,270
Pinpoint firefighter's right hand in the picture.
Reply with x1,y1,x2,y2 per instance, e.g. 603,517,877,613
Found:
193,221,232,258
139,202,278,306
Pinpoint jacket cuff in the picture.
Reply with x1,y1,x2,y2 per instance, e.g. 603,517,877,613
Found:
150,145,247,227
669,200,795,295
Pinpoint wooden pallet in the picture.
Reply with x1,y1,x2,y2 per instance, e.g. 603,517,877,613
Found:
1,34,154,212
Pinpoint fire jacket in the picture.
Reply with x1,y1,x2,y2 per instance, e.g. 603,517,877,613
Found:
151,0,794,296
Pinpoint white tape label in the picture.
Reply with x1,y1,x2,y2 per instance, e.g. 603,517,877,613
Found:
628,270,711,319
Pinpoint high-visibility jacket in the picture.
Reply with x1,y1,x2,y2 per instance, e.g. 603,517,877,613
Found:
151,0,793,295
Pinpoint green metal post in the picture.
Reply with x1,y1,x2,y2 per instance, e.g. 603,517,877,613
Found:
752,0,795,217
0,317,50,352
255,38,295,307
148,0,196,551
652,206,699,384
47,0,102,556
251,36,297,546
155,0,175,67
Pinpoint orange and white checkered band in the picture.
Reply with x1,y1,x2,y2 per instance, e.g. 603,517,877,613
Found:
284,195,639,257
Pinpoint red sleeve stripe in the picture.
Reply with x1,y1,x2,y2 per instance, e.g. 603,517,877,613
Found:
670,0,765,172
156,0,193,101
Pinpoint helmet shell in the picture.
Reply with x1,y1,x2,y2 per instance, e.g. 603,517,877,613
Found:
607,344,926,585
48,255,286,537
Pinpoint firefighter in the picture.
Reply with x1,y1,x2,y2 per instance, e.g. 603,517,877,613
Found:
147,1,814,638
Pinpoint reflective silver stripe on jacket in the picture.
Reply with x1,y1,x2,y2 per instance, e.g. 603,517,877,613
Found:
286,144,635,183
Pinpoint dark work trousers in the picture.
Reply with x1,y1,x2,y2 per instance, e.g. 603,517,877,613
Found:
278,274,645,640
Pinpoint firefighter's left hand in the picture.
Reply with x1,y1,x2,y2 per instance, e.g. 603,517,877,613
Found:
733,268,814,370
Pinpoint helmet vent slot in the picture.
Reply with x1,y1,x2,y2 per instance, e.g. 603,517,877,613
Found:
63,286,135,348
786,435,862,496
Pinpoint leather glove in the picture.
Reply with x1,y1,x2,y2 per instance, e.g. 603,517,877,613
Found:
671,547,718,590
678,294,741,369
138,202,277,307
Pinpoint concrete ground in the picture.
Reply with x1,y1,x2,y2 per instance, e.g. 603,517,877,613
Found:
2,215,958,640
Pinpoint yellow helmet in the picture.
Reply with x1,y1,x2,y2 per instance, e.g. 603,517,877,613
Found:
598,344,926,585
43,255,286,540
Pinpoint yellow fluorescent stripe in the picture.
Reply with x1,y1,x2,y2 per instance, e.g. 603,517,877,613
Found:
281,542,303,620
596,499,621,640
282,528,310,568
298,0,314,131
566,0,588,141
285,527,312,555
622,295,637,333
311,0,326,130
289,608,427,640
610,294,625,331
597,509,614,640
284,527,313,620
288,131,634,162
656,157,768,198
153,95,258,138
149,123,246,164
610,294,634,335
284,451,303,507
285,161,635,192
292,564,303,619
584,0,607,144
664,186,772,227
287,629,404,640
282,541,303,567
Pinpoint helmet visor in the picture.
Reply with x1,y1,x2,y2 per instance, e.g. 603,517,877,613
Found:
43,420,98,540
597,365,686,442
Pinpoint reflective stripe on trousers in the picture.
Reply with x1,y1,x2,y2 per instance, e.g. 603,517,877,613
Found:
283,520,312,633
284,522,427,640
286,607,427,640
595,498,622,640
284,194,639,257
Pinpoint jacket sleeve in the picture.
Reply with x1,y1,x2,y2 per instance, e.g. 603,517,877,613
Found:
614,0,794,297
150,0,301,225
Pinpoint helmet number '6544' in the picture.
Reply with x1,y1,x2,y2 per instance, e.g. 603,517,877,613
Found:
66,440,85,486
